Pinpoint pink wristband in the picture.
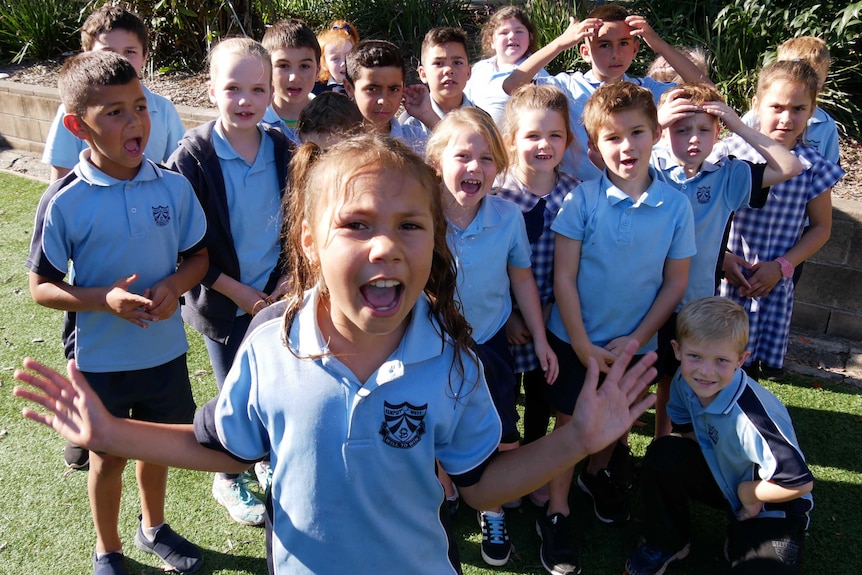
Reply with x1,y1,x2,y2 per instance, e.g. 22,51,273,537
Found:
775,256,794,279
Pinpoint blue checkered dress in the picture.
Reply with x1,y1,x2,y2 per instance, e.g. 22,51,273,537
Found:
494,170,580,373
713,136,845,368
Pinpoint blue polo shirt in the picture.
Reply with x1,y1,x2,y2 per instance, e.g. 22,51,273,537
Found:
262,105,302,144
212,122,282,305
27,152,208,372
652,150,757,307
447,195,532,344
539,71,674,181
398,94,474,139
212,287,501,574
41,86,185,169
669,368,814,522
547,168,695,353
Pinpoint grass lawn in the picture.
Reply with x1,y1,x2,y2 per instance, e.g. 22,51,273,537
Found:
1,171,860,574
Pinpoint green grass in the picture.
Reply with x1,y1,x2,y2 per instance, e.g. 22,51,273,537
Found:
1,171,861,574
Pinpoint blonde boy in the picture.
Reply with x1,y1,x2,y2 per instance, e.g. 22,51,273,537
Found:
625,297,813,575
538,82,695,575
261,18,320,144
503,4,711,181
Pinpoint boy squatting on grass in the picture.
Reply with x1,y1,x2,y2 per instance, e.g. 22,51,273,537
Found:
26,51,209,575
624,296,813,575
42,5,185,183
15,133,658,575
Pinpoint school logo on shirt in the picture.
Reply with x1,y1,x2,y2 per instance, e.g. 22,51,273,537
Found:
696,186,711,204
380,400,427,448
152,205,170,227
708,423,719,444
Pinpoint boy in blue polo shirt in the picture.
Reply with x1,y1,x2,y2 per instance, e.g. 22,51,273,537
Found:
541,82,695,575
41,6,185,182
650,82,803,438
624,296,813,575
502,3,710,182
26,51,208,575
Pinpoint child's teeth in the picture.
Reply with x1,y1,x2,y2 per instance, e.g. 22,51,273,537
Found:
369,279,400,288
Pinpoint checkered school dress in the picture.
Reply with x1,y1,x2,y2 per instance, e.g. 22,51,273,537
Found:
494,170,580,374
713,136,844,368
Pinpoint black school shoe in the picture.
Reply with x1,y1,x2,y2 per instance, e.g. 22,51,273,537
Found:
134,517,203,573
93,551,129,575
64,441,89,470
577,468,630,524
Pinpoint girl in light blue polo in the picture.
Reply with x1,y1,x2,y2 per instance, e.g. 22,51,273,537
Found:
425,107,558,568
14,133,658,575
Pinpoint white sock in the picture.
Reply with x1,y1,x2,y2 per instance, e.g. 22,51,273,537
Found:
142,522,165,542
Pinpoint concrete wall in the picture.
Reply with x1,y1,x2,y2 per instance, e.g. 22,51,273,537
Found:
2,78,860,339
0,79,216,154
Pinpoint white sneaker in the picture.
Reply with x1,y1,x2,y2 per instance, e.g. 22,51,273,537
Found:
211,476,265,526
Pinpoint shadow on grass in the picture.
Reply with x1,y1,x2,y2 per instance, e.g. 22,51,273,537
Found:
128,548,268,574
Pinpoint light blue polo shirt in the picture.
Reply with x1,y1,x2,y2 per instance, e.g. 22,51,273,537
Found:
262,105,302,144
668,368,814,521
216,287,502,574
539,71,674,182
547,168,695,353
398,94,474,139
464,56,550,128
41,86,185,169
212,122,282,305
389,117,428,156
652,150,752,306
447,195,532,344
29,152,207,372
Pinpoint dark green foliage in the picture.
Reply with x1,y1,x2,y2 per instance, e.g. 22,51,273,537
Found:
0,0,82,62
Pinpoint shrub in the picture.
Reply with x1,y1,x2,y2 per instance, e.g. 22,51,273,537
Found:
0,0,82,62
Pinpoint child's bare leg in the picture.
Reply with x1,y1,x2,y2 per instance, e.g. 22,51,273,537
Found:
654,375,672,440
89,452,126,553
137,460,168,528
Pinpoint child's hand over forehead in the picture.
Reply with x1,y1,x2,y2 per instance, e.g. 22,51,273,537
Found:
624,15,657,45
700,100,743,130
557,16,603,50
658,88,699,129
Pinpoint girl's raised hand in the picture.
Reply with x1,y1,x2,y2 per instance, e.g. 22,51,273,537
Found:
13,358,111,452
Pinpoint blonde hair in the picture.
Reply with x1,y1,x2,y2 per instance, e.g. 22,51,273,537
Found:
208,37,271,84
647,47,710,84
425,107,509,175
777,36,830,86
503,84,574,164
676,296,749,354
582,82,658,145
317,28,354,83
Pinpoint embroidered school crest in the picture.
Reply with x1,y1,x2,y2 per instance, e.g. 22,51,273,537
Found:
152,205,170,227
708,423,719,444
380,400,427,448
696,186,711,204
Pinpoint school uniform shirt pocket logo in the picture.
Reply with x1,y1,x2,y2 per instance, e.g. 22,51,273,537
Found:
696,186,711,204
380,400,427,448
152,205,171,227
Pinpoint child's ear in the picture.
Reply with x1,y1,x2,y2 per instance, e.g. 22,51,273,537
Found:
62,114,90,141
418,65,428,84
671,340,682,361
737,349,752,369
300,219,319,265
579,42,592,63
207,80,217,105
344,81,355,99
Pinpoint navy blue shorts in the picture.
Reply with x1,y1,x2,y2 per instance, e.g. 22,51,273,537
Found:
83,353,196,424
546,330,643,416
475,329,519,444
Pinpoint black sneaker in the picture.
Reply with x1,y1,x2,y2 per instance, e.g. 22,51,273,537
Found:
577,468,629,524
93,551,129,575
536,512,581,575
64,441,89,470
134,518,203,573
608,440,636,492
760,364,785,381
477,510,511,566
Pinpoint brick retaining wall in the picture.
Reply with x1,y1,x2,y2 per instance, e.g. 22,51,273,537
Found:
2,78,860,340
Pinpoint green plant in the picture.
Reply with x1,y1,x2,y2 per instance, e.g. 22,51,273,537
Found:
525,0,588,75
0,0,82,62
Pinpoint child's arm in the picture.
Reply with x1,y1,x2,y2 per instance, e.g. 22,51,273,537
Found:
212,273,274,316
402,84,440,131
553,235,616,371
740,192,832,298
502,16,603,95
508,265,558,383
13,358,249,473
459,339,657,509
145,248,209,321
701,100,802,186
736,479,814,521
626,16,712,85
29,271,157,328
605,257,689,356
